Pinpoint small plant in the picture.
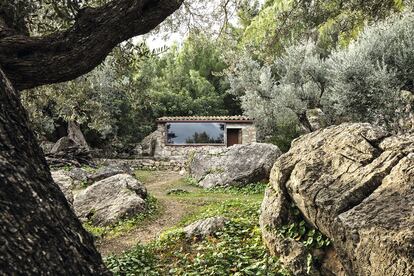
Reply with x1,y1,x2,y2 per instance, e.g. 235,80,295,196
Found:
184,176,199,187
81,165,97,173
166,188,190,195
276,204,331,250
105,244,158,275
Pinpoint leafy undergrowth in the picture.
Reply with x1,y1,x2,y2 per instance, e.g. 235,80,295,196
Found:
276,204,331,249
84,195,161,240
105,185,290,275
169,178,268,202
205,182,268,195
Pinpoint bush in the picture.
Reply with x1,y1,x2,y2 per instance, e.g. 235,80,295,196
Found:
325,12,414,129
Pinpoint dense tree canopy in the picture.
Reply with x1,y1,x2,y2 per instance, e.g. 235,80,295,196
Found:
239,0,404,61
18,0,414,151
22,33,240,145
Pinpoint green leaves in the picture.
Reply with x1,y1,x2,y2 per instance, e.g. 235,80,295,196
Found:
104,197,288,275
276,205,331,250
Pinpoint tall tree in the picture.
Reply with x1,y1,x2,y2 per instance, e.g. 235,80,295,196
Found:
0,0,183,273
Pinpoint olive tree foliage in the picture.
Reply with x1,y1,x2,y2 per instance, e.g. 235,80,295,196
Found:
227,41,327,150
229,11,414,151
325,11,414,130
156,0,248,37
0,0,110,34
2,0,247,37
21,57,122,140
240,0,405,61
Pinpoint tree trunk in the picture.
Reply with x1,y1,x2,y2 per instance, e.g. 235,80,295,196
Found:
0,68,109,274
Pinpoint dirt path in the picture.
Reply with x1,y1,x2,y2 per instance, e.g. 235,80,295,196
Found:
97,171,190,257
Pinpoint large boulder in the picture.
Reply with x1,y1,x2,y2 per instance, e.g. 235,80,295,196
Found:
188,143,282,188
73,174,148,226
47,137,93,167
260,123,414,275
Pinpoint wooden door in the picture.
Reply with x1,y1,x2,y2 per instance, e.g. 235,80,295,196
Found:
227,129,241,146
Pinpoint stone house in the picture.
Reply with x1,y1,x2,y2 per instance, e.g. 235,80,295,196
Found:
142,116,256,160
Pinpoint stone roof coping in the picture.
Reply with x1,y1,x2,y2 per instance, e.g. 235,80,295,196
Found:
156,116,254,123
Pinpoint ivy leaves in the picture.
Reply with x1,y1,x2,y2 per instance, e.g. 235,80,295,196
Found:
277,205,331,250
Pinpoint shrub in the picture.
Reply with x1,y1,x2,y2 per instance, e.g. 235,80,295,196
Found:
325,12,414,129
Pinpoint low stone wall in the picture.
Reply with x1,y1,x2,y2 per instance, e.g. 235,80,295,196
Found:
95,158,185,171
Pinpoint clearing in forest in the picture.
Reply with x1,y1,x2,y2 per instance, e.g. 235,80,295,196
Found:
92,170,286,275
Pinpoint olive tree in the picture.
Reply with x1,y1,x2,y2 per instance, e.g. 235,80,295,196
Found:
0,0,183,274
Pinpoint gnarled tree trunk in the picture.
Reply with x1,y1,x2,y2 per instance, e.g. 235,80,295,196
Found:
0,68,109,274
0,0,184,273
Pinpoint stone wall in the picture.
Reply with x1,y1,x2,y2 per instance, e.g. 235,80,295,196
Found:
152,122,257,160
96,158,185,171
226,123,256,144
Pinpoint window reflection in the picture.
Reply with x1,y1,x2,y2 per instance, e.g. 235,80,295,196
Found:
166,123,225,145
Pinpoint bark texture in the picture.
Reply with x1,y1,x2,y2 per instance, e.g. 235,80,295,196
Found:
0,0,183,272
0,68,109,274
0,0,183,90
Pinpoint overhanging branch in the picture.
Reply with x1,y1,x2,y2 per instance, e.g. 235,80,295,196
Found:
0,0,183,90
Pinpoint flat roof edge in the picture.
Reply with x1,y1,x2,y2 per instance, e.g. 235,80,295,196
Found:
156,119,254,123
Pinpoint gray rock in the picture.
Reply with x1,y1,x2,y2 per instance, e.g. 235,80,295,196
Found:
306,108,327,131
140,130,161,156
183,216,229,240
40,141,55,154
88,164,131,184
50,137,77,154
73,174,148,226
51,170,74,204
67,121,89,150
260,123,414,275
68,167,89,183
188,143,282,188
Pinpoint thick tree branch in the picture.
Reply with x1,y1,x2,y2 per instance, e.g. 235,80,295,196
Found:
0,0,183,90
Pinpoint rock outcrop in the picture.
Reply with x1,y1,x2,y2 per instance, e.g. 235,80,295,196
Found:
50,136,78,154
47,137,93,167
260,123,414,275
138,130,161,157
183,216,229,240
188,143,282,188
73,174,148,226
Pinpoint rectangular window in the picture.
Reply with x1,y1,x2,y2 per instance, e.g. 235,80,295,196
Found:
166,122,225,145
